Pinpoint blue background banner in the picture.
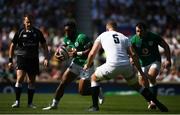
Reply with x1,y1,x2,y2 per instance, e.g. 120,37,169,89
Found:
0,82,180,96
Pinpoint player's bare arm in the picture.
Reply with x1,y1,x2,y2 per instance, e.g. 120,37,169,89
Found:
8,43,16,69
159,38,171,70
41,43,49,67
128,46,149,87
84,41,101,70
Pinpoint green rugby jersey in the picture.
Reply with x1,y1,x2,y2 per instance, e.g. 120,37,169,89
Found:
63,32,92,66
131,32,161,67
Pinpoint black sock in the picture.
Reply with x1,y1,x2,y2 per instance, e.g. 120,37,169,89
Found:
91,86,100,108
15,87,22,102
139,87,155,102
149,85,158,98
28,88,35,105
140,87,159,104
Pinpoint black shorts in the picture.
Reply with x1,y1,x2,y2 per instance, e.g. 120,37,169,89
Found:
16,55,39,75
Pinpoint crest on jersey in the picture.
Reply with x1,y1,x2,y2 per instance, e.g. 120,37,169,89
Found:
75,42,79,47
142,48,149,55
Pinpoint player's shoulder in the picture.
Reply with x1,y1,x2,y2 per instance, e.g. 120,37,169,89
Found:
77,33,87,38
32,27,41,33
148,31,159,37
130,34,138,43
148,31,161,40
99,31,113,37
16,27,24,32
131,34,138,39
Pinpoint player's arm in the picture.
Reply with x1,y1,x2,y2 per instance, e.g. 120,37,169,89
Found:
128,46,149,87
39,31,49,67
41,43,49,60
84,41,101,69
8,31,19,69
158,37,171,69
8,43,16,69
127,46,143,75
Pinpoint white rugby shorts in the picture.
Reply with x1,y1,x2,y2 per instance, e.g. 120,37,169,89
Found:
95,63,137,85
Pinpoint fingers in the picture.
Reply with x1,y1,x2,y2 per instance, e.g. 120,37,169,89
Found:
83,64,88,71
44,59,48,67
8,63,13,69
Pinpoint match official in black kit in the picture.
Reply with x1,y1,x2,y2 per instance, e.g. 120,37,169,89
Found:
8,14,49,108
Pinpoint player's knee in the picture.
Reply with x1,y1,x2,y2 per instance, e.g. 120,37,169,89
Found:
15,82,22,88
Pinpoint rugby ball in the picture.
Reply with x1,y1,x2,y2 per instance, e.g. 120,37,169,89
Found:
55,46,69,61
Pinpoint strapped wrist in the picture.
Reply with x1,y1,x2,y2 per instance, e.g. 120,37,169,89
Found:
77,51,83,56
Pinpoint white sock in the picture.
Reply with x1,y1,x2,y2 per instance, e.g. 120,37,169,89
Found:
52,99,58,106
91,81,100,87
15,100,19,104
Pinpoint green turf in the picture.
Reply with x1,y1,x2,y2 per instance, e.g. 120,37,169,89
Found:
0,93,180,114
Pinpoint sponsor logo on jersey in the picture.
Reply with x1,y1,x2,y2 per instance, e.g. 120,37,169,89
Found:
142,48,151,56
23,34,27,38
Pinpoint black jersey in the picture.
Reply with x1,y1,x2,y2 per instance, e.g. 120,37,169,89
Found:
12,27,46,58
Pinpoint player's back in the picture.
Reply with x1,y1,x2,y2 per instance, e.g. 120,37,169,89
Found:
96,31,130,66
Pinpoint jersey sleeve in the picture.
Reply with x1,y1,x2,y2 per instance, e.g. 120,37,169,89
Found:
78,34,92,49
130,35,135,44
152,33,162,44
11,31,19,45
38,30,46,44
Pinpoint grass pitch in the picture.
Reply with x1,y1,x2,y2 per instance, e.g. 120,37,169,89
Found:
0,93,180,114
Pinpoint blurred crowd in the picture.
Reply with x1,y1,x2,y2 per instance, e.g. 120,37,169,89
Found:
0,0,179,83
91,0,180,82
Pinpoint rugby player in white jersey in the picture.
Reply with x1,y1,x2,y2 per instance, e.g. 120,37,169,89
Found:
83,20,168,112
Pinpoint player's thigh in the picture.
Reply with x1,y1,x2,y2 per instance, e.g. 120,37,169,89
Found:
78,79,90,92
26,58,39,76
61,68,77,84
118,65,138,85
94,63,114,80
79,66,94,79
148,61,161,78
16,70,26,83
24,58,39,83
68,62,81,75
95,64,135,81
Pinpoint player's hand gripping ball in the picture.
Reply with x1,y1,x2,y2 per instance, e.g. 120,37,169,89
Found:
55,46,69,61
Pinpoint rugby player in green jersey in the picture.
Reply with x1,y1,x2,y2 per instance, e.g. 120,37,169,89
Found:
42,21,104,110
131,22,171,109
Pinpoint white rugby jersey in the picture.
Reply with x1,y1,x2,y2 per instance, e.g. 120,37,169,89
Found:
95,31,131,66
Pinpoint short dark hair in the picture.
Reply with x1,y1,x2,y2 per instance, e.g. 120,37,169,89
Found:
106,20,117,30
64,20,77,29
136,22,147,31
23,14,34,22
